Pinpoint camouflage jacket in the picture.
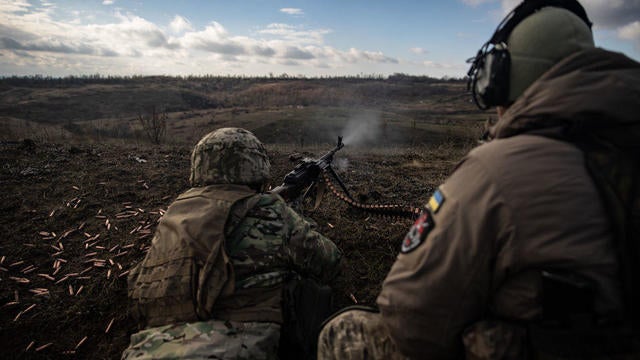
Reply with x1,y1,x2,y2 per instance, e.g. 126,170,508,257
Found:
216,191,342,323
128,184,341,327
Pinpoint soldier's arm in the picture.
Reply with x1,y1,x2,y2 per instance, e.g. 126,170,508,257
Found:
280,201,342,284
377,154,513,359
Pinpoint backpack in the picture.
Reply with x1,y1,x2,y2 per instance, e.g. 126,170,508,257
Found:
462,130,640,360
575,132,640,330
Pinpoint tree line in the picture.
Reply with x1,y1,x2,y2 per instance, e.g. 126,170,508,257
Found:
0,73,465,88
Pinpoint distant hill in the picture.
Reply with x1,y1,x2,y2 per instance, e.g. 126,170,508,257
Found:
0,75,488,146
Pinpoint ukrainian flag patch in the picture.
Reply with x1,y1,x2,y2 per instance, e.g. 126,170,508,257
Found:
427,188,445,214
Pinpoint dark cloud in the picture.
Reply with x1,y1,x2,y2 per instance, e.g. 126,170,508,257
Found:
99,48,119,57
379,56,399,64
280,59,301,66
0,37,23,49
0,37,118,57
145,31,169,47
283,46,315,60
142,31,179,49
165,41,180,50
252,45,276,57
584,1,640,29
0,24,36,42
0,37,89,54
10,50,35,58
221,54,239,62
195,41,246,55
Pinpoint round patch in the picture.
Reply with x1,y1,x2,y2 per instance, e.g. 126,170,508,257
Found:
401,210,435,253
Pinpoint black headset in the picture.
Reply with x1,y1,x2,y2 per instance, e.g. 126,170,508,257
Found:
466,0,592,110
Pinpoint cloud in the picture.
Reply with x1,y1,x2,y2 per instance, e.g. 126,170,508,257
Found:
0,37,26,50
280,8,304,15
0,23,36,42
0,0,31,13
90,12,179,50
499,0,640,30
499,0,519,13
279,59,301,66
283,46,315,59
102,0,114,5
182,22,228,44
618,21,640,49
180,23,244,55
252,45,276,57
462,0,497,7
498,0,640,52
423,60,458,69
579,0,640,29
196,41,246,55
410,47,427,55
0,36,118,56
259,23,330,45
345,48,398,64
0,3,403,76
170,15,193,33
618,21,640,40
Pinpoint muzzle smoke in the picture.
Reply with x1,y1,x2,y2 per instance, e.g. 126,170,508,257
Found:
334,158,350,171
341,111,383,147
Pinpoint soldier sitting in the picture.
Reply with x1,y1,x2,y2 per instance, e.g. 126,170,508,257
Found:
318,0,640,359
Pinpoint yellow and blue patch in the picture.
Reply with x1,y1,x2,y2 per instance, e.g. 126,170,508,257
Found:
427,188,445,214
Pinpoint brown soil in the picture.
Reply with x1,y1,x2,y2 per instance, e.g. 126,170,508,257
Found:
0,139,469,359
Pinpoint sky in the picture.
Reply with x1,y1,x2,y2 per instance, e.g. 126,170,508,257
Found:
1,0,639,78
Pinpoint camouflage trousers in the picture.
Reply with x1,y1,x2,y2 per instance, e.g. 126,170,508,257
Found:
121,319,280,360
317,308,407,360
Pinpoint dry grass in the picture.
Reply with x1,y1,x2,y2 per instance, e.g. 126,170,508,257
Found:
0,76,483,358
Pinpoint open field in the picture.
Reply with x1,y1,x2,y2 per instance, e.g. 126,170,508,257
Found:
0,76,484,359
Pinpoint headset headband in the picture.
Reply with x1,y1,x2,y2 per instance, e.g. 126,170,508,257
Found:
491,0,592,44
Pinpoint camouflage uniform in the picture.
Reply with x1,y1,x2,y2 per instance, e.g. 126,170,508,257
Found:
317,308,406,360
123,128,341,360
122,320,280,360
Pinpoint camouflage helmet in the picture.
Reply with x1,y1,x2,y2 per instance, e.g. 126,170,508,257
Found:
190,128,270,187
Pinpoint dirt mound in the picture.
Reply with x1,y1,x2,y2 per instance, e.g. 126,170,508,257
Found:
0,140,465,358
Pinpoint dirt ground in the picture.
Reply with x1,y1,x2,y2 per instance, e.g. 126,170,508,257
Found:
0,138,470,359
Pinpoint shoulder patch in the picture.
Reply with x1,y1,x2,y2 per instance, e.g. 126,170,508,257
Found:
427,188,445,214
401,210,435,254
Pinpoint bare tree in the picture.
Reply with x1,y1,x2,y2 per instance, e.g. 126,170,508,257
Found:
138,106,167,144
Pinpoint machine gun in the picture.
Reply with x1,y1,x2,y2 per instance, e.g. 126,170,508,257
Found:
270,136,348,208
270,136,420,219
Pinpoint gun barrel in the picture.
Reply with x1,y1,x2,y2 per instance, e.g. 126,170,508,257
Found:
319,136,344,163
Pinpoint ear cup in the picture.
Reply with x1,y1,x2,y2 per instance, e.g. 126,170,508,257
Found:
473,48,511,109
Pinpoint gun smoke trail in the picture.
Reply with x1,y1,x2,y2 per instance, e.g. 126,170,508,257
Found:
341,110,383,147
